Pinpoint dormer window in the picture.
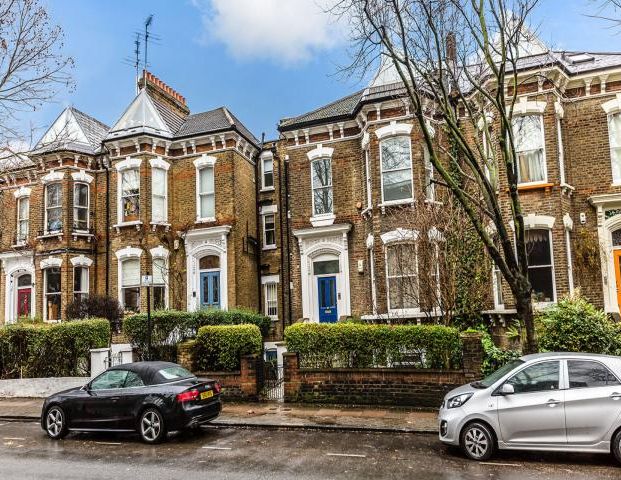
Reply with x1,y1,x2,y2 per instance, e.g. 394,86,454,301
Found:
512,114,546,184
45,183,63,233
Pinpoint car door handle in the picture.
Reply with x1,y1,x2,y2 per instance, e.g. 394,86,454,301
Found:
611,393,621,400
109,397,120,402
546,399,561,407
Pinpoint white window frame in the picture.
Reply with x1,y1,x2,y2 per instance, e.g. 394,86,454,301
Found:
115,157,142,226
44,182,63,235
379,136,414,205
73,182,90,232
262,275,279,320
310,156,334,217
16,196,29,245
608,112,621,185
381,228,420,316
194,155,216,223
150,246,169,310
150,157,170,224
261,152,274,191
424,146,435,202
73,265,89,302
41,257,63,323
492,262,505,310
525,228,557,307
115,246,143,311
263,213,276,249
364,149,372,210
306,145,336,226
512,113,548,186
375,122,414,207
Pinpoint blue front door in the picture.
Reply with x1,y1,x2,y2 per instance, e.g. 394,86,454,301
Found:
200,271,220,308
317,276,337,323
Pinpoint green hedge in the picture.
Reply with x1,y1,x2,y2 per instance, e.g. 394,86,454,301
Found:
0,319,110,379
123,308,271,361
192,325,263,371
284,323,462,369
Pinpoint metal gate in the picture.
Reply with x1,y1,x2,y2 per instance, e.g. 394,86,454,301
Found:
260,360,284,401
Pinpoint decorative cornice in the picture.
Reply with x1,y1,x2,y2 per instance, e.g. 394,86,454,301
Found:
71,170,94,184
115,246,143,261
70,255,93,267
115,156,142,172
149,156,170,171
193,154,217,169
306,144,334,161
375,121,413,140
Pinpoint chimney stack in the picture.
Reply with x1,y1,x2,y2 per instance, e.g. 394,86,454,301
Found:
138,69,190,117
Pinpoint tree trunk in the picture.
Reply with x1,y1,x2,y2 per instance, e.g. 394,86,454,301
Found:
515,280,537,354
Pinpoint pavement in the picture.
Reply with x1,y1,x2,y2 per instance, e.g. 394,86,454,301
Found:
0,421,617,479
0,397,439,432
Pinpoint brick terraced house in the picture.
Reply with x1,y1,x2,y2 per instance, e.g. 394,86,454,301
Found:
3,38,621,346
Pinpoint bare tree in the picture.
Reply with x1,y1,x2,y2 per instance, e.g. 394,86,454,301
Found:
589,0,621,28
332,0,551,352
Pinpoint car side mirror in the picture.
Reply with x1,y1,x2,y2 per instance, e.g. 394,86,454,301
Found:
500,383,515,395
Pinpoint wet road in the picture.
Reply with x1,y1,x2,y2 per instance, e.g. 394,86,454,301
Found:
0,420,618,479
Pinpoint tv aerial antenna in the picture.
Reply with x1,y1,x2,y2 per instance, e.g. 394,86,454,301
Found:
122,14,161,93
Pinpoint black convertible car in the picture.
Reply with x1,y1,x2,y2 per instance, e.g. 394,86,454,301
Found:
41,361,222,443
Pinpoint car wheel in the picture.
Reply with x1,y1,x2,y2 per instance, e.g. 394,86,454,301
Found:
460,422,496,461
45,406,68,440
139,408,166,444
612,430,621,465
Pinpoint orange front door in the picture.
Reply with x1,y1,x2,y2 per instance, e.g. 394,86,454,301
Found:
614,251,621,310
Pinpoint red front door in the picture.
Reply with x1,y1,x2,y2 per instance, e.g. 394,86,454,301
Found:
17,288,31,318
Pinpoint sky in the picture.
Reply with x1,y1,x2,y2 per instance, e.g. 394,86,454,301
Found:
26,0,621,142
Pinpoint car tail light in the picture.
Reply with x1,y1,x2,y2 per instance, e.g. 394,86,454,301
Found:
213,382,222,394
176,389,200,403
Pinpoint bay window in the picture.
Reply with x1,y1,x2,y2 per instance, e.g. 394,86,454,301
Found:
17,196,29,243
386,243,419,310
311,157,333,216
73,266,89,302
512,115,546,184
151,166,167,223
73,182,89,231
45,267,61,321
380,136,413,203
45,183,63,233
526,229,555,303
121,169,140,222
609,112,621,183
121,258,140,311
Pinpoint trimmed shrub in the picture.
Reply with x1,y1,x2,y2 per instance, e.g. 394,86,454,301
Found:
284,323,462,369
123,308,271,361
66,295,124,333
537,295,621,355
192,325,263,372
0,319,110,379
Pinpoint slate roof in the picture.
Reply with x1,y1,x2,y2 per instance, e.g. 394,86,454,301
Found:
279,90,364,130
70,107,110,149
176,106,259,145
149,95,185,133
511,50,621,75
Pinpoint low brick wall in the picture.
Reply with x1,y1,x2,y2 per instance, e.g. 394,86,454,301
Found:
195,371,245,399
284,333,484,407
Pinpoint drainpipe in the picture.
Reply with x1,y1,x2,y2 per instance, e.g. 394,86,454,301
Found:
255,133,265,319
103,147,111,297
283,149,292,327
276,146,286,335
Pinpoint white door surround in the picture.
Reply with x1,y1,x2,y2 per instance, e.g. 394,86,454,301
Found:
185,225,231,312
0,251,35,324
590,193,621,312
293,223,351,322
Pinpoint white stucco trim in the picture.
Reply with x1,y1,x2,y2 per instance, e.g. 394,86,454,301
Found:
375,121,413,140
261,274,280,284
306,144,334,161
260,204,278,214
149,156,170,171
150,246,169,259
115,246,143,261
115,156,142,172
511,96,547,115
71,170,94,184
602,93,621,114
381,228,419,244
293,223,351,322
185,225,231,312
40,257,62,269
193,154,217,169
0,251,35,324
13,186,31,199
563,213,573,231
41,170,64,184
510,214,556,231
70,255,93,267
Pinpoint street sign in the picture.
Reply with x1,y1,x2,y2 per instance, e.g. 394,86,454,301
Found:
141,275,153,286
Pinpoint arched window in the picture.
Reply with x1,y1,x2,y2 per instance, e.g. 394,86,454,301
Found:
199,255,220,270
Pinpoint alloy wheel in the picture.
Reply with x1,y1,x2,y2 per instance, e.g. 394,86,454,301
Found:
464,426,489,459
46,407,64,438
141,410,162,442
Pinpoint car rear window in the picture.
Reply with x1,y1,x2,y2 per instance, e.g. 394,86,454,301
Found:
158,366,193,380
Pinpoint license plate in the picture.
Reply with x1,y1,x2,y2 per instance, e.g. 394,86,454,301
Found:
200,390,214,400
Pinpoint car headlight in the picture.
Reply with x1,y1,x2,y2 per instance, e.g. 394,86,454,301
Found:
447,392,473,409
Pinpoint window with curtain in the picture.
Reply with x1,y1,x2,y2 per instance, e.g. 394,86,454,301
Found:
73,266,89,302
512,115,546,184
152,257,167,310
386,243,419,310
263,214,276,248
121,169,140,222
311,157,333,215
151,168,167,223
73,183,89,231
264,282,278,319
45,267,61,321
17,197,29,243
526,229,555,303
262,155,274,189
198,166,215,219
380,136,413,202
46,183,62,233
121,258,140,311
609,113,621,183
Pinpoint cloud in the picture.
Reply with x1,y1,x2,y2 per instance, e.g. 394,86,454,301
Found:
192,0,345,64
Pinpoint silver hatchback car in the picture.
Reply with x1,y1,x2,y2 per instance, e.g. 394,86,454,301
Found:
439,352,621,463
